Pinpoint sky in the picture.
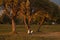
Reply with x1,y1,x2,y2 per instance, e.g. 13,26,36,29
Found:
50,0,60,6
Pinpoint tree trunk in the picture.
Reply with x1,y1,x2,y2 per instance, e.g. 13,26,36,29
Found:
24,16,31,30
37,17,45,32
11,18,16,33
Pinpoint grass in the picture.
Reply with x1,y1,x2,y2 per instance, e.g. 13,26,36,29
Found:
0,24,60,40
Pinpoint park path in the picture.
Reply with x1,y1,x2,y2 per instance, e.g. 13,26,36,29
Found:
16,32,60,38
0,32,60,38
31,32,60,38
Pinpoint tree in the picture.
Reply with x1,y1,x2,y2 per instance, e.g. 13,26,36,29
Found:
3,0,20,33
28,0,60,32
19,0,32,33
3,0,31,33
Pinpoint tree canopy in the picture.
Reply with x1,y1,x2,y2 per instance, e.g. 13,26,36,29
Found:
0,0,60,24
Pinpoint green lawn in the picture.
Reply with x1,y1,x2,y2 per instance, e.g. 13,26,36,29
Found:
0,24,60,40
0,24,60,32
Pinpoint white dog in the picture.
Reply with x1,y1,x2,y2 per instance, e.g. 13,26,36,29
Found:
28,30,33,34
